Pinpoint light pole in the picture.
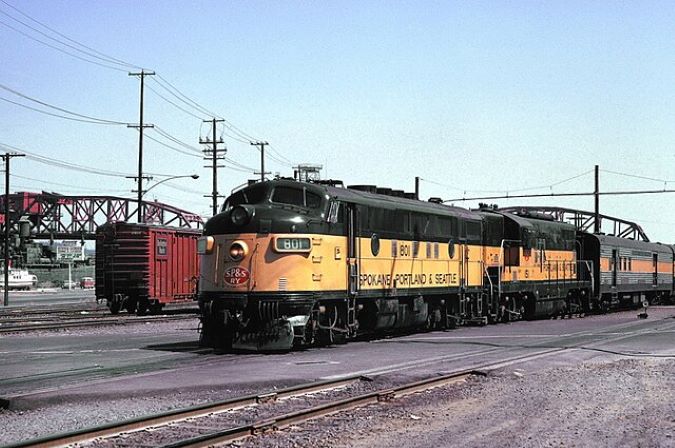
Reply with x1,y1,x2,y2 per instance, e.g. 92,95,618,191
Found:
137,174,199,222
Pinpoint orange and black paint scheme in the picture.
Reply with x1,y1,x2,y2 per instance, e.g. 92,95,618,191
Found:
197,180,674,351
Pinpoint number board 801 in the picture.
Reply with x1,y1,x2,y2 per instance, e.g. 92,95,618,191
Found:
274,237,312,253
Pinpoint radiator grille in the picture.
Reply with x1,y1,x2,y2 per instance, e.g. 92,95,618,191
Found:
278,277,288,291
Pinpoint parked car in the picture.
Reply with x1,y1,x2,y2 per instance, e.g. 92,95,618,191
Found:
62,280,77,289
80,277,95,289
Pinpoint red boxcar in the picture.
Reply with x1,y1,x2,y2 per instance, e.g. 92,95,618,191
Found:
95,222,200,314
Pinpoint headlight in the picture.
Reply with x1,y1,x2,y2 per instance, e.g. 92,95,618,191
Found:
231,206,251,227
197,236,214,254
229,241,248,261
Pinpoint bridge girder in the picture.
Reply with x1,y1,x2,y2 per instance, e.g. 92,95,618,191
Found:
497,205,649,242
0,192,203,240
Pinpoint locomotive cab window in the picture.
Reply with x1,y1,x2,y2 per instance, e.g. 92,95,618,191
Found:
271,186,324,210
272,186,304,206
223,184,268,211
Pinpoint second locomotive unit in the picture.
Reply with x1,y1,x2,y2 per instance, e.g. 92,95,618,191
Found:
197,179,597,351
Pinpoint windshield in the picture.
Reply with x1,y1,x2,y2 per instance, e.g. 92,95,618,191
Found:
271,186,323,209
222,184,268,211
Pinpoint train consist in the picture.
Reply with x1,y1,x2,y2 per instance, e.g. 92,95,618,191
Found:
96,223,200,315
197,179,674,351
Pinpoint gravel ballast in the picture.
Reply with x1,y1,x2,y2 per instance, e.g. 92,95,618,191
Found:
237,358,675,448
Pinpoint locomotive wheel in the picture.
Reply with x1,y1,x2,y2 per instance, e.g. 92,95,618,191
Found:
199,318,232,350
318,304,340,346
501,305,510,323
109,301,121,315
136,299,149,316
150,303,163,315
125,300,137,314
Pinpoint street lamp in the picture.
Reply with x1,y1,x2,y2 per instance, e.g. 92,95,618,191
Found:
137,174,199,223
142,174,199,198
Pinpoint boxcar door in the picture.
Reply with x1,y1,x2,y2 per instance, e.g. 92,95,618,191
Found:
155,233,169,299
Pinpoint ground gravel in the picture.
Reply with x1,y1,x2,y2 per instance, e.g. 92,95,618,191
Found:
237,358,675,448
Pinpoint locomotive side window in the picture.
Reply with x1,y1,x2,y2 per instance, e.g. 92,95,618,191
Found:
466,221,482,243
328,201,340,223
411,213,429,239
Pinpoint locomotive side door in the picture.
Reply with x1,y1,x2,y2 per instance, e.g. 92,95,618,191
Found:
344,203,360,331
347,204,359,297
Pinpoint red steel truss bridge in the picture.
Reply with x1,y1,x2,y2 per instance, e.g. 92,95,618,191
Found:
497,206,649,242
0,192,203,240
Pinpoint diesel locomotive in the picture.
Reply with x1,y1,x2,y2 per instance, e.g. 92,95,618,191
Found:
195,179,674,351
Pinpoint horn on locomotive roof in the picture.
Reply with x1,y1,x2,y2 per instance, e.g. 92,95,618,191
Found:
311,179,345,187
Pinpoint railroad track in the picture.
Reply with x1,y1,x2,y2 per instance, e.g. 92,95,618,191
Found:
0,313,197,333
6,347,568,448
6,313,672,447
0,303,198,318
0,305,103,317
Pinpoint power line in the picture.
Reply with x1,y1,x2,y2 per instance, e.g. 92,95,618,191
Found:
601,169,675,184
145,83,206,120
153,126,202,153
267,144,295,165
444,189,675,203
153,76,220,121
0,7,134,70
221,164,255,174
421,170,594,195
10,173,129,193
0,18,128,72
156,181,204,196
0,83,128,125
0,141,197,179
251,142,293,168
144,133,202,158
152,76,260,144
1,1,277,161
223,156,256,172
1,0,272,150
0,0,143,70
0,96,125,124
3,142,132,177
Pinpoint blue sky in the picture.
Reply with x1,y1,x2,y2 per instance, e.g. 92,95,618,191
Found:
0,1,674,241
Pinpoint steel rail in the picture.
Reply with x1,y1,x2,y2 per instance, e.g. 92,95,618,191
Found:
165,369,480,448
3,376,364,448
8,314,670,447
160,348,582,448
0,306,198,319
0,314,195,333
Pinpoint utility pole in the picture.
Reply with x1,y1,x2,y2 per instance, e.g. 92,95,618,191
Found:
251,141,270,181
128,70,155,223
2,152,24,307
415,176,420,200
200,118,225,215
594,164,600,234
